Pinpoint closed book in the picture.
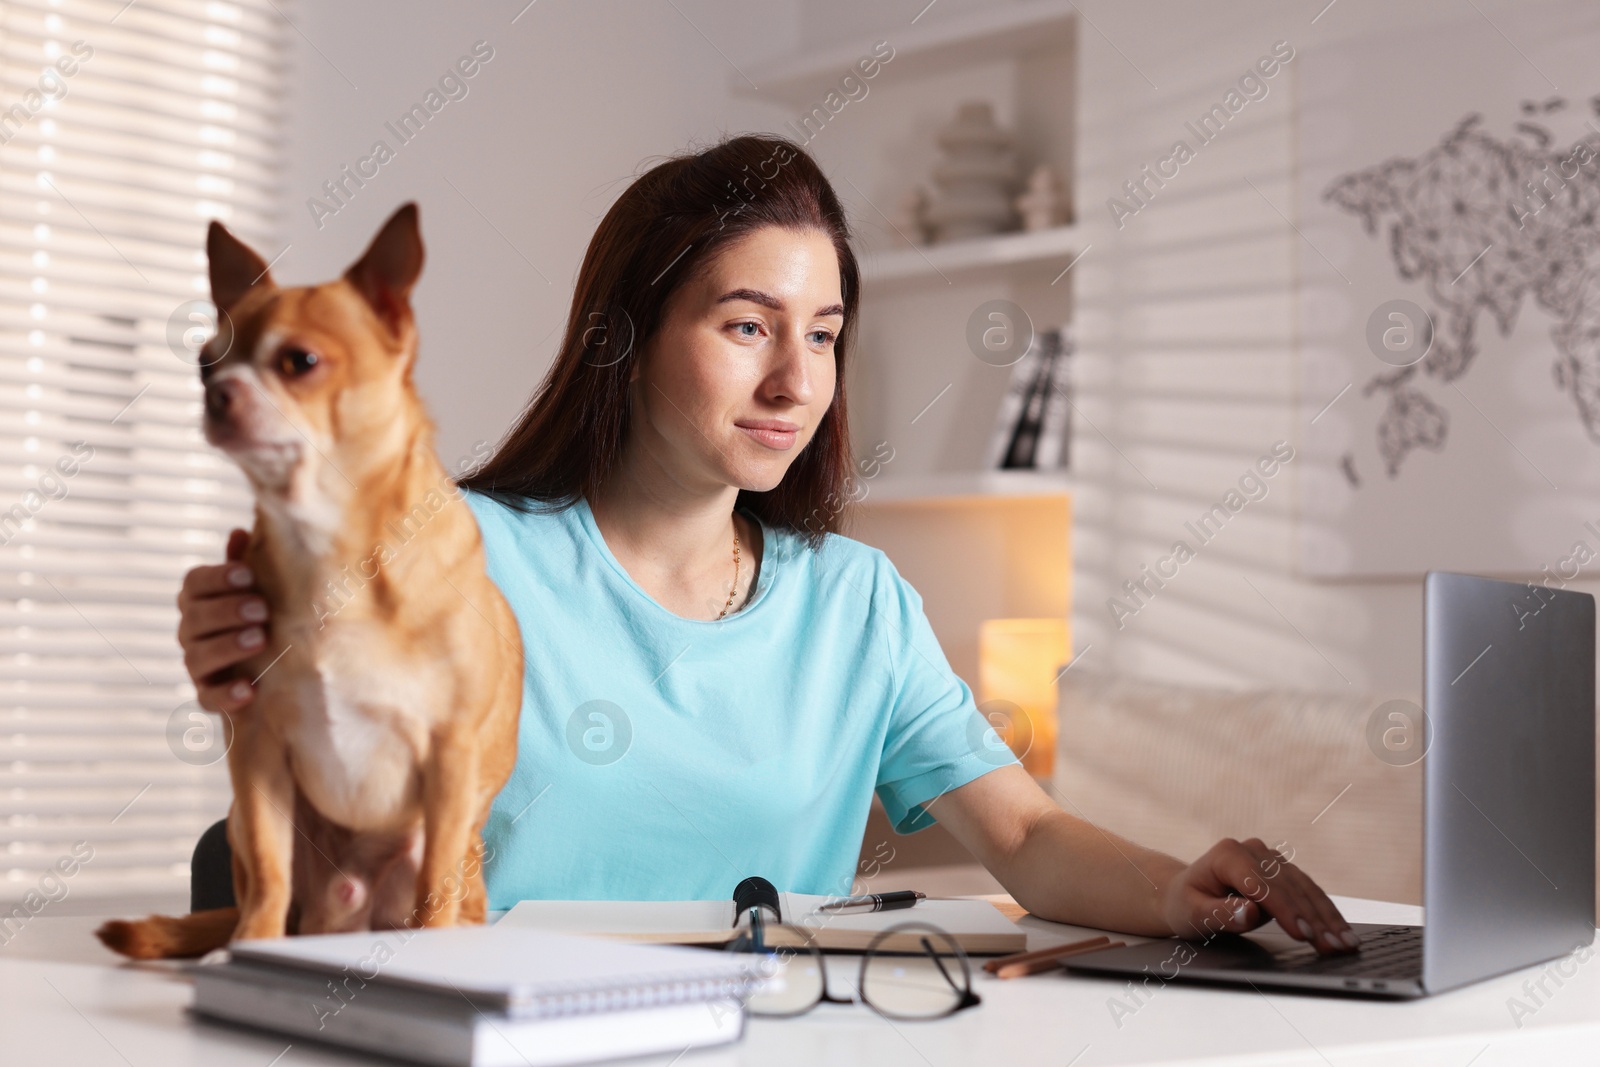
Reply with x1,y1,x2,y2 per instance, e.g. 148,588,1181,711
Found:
987,328,1069,471
1032,329,1073,469
189,925,760,1067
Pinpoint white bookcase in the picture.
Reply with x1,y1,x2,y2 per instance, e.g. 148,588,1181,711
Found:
736,0,1081,504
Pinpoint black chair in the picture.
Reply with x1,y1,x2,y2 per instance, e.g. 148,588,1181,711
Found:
190,817,236,911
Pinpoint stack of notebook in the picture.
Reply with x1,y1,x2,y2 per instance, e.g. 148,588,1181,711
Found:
188,925,764,1067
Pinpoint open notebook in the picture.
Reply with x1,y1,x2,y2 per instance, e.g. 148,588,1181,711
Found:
498,893,1026,955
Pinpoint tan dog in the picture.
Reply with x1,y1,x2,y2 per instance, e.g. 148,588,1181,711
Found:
96,203,523,958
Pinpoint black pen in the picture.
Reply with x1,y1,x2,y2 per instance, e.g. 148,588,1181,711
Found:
815,890,926,915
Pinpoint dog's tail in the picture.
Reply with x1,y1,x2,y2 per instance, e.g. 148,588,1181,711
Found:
94,907,239,960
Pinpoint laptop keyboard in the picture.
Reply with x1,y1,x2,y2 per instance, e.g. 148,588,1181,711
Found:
1274,925,1422,979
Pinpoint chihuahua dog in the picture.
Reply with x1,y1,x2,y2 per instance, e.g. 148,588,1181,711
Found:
96,203,523,958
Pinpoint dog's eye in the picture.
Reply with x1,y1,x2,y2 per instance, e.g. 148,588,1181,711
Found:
278,347,319,377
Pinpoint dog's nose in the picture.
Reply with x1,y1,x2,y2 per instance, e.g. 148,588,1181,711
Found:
204,378,240,423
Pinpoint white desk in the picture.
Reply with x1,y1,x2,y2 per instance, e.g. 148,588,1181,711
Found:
2,896,1596,1066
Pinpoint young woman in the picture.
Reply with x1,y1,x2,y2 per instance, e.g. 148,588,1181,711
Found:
175,135,1359,954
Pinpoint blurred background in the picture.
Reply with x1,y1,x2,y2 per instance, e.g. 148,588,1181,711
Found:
4,0,1598,918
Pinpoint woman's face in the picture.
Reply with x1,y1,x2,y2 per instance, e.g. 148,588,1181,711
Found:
628,225,842,494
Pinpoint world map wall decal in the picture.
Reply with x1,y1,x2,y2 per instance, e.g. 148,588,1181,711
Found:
1323,102,1600,480
1293,7,1600,577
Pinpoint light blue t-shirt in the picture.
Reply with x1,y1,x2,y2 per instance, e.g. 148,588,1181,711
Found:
462,489,1015,908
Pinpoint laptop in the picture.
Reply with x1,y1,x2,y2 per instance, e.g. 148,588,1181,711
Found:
1064,570,1595,998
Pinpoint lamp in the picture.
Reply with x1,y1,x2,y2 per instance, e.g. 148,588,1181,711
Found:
977,618,1069,778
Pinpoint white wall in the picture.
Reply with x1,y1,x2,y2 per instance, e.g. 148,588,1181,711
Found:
280,0,1600,701
278,0,798,468
1062,0,1600,698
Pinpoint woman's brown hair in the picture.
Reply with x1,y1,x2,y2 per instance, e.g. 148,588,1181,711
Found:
458,134,859,551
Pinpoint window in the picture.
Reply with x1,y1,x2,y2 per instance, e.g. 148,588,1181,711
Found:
1,0,287,901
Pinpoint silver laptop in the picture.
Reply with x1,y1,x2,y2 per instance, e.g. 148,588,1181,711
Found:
1065,571,1595,998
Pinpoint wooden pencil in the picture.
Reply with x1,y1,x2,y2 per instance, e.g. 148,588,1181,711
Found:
983,934,1116,978
999,940,1125,978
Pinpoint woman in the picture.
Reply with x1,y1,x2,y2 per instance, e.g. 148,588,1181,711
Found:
176,135,1359,954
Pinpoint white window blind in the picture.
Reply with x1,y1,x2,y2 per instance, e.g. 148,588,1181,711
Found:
1,0,286,901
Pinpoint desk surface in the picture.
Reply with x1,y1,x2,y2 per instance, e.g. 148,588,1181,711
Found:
2,895,1595,1067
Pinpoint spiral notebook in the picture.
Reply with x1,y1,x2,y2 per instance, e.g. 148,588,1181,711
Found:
190,926,761,1067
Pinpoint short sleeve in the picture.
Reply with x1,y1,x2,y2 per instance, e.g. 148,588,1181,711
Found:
873,555,1017,833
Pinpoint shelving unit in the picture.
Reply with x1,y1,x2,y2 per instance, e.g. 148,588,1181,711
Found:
858,468,1074,505
736,4,1079,499
732,0,1077,104
859,223,1082,287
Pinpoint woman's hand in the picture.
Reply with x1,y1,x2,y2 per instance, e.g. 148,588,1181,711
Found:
178,527,269,714
1159,836,1358,954
935,768,1361,952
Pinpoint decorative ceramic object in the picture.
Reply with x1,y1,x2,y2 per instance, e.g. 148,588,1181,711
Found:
891,185,932,245
926,100,1019,242
1016,163,1069,231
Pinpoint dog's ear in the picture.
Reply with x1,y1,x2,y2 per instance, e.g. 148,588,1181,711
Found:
344,202,424,342
207,221,274,312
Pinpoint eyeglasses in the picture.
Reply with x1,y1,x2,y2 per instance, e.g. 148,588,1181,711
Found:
724,906,982,1020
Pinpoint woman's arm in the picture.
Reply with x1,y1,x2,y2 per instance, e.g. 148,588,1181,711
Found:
933,764,1359,953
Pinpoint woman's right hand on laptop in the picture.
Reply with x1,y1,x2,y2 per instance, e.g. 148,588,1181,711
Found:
178,527,268,713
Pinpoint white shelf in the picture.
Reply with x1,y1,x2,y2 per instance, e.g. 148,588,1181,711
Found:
857,469,1073,505
736,0,1077,102
859,223,1081,285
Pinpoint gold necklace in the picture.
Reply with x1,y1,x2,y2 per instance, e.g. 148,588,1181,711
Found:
715,522,741,621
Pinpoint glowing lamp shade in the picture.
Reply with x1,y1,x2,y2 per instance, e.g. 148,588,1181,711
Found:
977,618,1069,777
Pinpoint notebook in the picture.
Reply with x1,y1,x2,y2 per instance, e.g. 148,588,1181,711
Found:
498,893,1027,955
189,926,761,1067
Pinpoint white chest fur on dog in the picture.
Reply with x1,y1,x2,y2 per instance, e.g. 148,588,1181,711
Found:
281,620,445,834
